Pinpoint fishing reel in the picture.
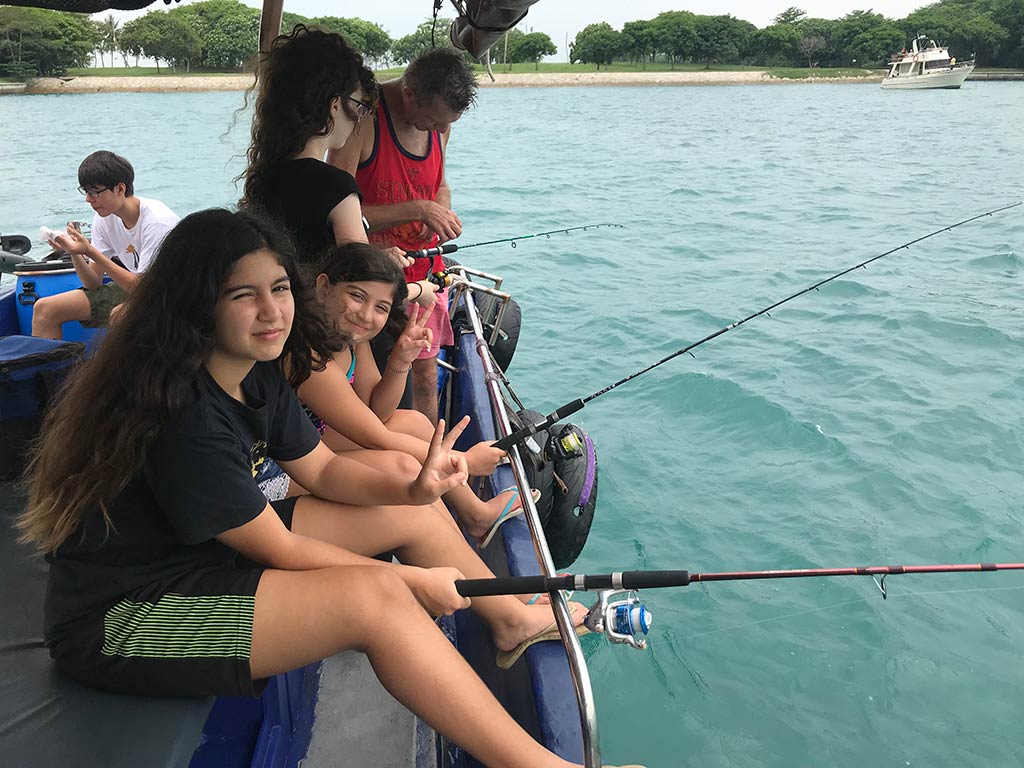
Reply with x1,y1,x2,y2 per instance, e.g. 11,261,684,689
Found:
585,589,652,650
427,268,458,291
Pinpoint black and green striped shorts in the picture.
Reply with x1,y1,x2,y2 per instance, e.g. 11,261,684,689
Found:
51,564,265,698
50,499,300,698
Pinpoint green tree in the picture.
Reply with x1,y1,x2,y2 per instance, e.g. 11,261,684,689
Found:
309,16,392,63
0,6,97,77
94,14,121,67
650,11,697,67
693,14,755,67
119,16,145,67
490,27,524,66
754,23,802,65
836,10,903,65
508,31,556,68
991,0,1024,65
774,7,808,25
391,17,454,65
170,0,260,69
149,13,202,71
570,22,622,69
621,19,656,67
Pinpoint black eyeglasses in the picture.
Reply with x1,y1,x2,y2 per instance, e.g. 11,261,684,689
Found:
346,97,374,119
78,185,111,197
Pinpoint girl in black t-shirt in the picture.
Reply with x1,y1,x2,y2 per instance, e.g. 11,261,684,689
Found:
239,25,379,265
17,209,621,768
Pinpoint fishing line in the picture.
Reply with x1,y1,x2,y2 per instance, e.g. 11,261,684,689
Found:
406,223,625,259
679,584,1024,642
491,202,1023,451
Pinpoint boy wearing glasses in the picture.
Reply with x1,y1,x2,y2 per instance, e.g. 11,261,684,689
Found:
32,150,179,340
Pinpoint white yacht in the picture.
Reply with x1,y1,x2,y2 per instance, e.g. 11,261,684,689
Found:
882,37,975,89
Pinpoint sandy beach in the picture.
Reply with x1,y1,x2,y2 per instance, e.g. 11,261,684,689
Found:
21,69,882,95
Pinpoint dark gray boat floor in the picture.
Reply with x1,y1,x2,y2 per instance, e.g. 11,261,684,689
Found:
0,481,213,768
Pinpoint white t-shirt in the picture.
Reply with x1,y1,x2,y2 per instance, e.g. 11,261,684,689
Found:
90,196,180,274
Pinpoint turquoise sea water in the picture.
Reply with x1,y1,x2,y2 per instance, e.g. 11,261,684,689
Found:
2,83,1023,767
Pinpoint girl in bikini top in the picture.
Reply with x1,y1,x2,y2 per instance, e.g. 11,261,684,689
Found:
293,242,540,546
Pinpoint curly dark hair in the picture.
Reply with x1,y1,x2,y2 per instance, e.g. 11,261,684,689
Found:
317,242,409,338
18,208,346,553
239,25,378,209
404,48,478,113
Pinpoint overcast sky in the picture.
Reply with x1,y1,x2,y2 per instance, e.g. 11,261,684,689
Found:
106,1,930,62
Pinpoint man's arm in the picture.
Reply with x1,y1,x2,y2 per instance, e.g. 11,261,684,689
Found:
436,128,453,210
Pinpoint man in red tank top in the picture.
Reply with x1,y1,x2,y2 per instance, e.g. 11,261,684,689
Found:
331,49,477,424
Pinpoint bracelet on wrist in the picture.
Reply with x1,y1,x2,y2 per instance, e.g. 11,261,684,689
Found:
409,282,423,301
387,360,412,374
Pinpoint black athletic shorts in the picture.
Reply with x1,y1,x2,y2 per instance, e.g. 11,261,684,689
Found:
48,497,299,699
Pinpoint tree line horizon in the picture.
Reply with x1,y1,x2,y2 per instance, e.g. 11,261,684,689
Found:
1,0,1022,78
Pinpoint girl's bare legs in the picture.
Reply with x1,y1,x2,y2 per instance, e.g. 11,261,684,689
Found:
290,496,586,651
330,444,526,539
251,567,577,768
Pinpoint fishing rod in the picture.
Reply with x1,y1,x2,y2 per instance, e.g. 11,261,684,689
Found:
456,562,1024,598
458,561,1024,650
406,223,624,260
491,202,1022,452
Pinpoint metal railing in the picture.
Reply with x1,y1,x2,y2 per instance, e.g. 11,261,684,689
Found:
448,266,602,768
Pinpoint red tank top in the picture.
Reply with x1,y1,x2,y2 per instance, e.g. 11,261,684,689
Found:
356,95,444,282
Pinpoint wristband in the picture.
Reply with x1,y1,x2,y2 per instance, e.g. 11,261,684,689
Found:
387,360,412,374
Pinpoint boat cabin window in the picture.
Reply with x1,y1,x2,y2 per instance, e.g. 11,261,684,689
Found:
925,58,951,70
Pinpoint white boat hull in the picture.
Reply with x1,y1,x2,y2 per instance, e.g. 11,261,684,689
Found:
881,64,974,89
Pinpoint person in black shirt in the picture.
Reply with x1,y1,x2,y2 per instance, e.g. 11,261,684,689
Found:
16,209,614,768
239,24,432,490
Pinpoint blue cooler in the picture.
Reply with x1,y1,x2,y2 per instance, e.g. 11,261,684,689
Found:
14,264,98,343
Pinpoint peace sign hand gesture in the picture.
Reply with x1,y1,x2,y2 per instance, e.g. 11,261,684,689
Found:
388,302,434,371
408,417,470,504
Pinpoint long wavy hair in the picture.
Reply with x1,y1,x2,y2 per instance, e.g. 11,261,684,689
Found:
318,242,409,338
239,24,378,210
18,209,346,553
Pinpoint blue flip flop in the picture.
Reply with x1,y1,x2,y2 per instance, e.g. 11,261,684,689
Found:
526,588,575,606
478,486,542,548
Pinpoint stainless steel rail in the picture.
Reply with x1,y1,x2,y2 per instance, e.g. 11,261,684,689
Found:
450,273,602,768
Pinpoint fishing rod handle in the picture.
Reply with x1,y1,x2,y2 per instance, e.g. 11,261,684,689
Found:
456,570,692,597
491,399,585,452
408,242,460,260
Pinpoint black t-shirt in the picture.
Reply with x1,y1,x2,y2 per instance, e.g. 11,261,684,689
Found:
43,362,321,642
262,158,361,266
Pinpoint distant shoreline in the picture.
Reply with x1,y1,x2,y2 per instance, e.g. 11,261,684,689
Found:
15,70,885,95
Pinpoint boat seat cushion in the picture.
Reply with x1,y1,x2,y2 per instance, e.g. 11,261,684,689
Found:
1,482,213,767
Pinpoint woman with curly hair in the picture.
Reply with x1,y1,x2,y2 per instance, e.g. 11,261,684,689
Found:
240,24,379,264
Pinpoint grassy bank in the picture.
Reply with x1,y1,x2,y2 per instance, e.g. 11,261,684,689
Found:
65,67,243,77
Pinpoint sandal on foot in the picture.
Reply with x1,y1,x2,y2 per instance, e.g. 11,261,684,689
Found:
478,486,541,548
496,622,591,670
